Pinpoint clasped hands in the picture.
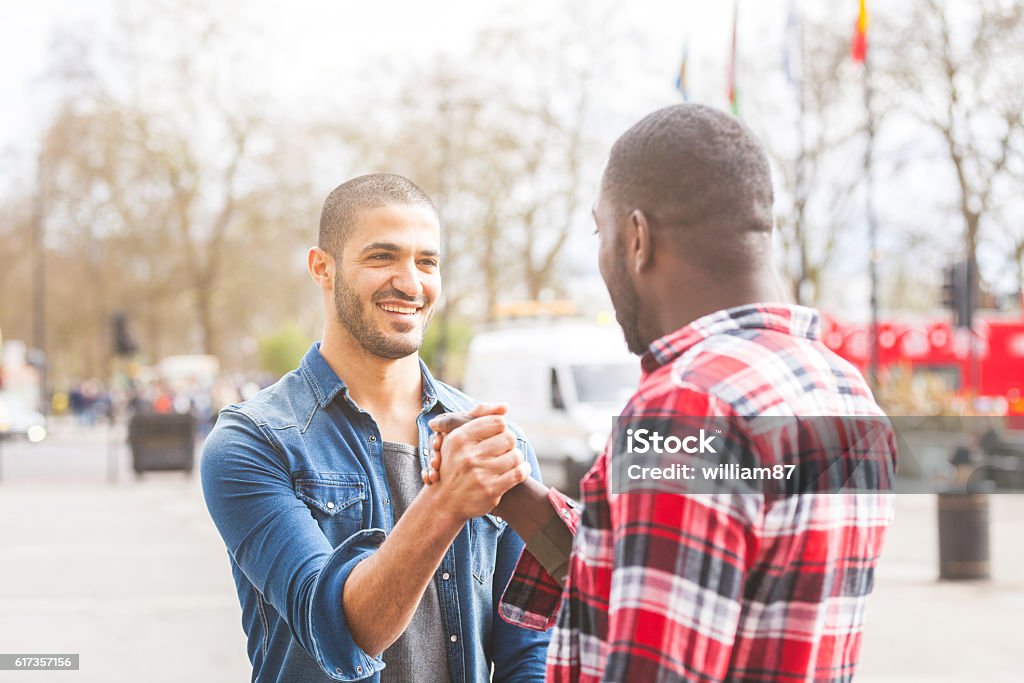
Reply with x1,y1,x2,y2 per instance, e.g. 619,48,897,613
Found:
421,403,527,519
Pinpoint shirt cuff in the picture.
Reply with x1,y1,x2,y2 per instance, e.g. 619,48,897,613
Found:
546,487,580,533
308,528,388,681
497,488,579,631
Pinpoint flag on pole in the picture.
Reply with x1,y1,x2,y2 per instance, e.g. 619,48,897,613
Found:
728,0,740,115
783,0,802,86
851,0,869,63
675,42,690,101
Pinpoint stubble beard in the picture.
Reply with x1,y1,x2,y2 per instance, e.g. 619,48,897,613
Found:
333,272,433,360
609,252,647,356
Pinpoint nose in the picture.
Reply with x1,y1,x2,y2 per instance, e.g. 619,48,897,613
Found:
391,257,424,300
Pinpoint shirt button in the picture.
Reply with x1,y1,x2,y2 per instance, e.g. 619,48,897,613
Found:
442,572,450,580
450,635,457,643
355,665,362,674
326,502,335,509
369,435,377,442
561,508,571,518
422,448,430,456
495,516,503,523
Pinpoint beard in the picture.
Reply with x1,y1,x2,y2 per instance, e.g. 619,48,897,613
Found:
607,250,647,356
333,272,433,360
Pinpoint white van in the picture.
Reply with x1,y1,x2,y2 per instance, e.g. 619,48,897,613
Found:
462,321,640,495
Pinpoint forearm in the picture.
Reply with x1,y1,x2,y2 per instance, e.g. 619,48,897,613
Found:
494,478,574,588
342,485,464,656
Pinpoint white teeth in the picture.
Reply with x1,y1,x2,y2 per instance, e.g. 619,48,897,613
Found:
379,304,418,314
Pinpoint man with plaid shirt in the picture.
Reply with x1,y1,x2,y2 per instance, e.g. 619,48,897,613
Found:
428,104,896,682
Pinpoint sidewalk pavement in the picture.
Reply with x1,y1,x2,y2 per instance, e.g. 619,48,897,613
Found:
0,434,1021,681
857,493,1024,682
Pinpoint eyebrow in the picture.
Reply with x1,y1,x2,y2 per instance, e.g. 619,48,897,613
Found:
360,242,440,257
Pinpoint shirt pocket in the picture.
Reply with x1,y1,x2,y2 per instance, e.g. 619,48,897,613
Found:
292,471,368,547
469,513,507,584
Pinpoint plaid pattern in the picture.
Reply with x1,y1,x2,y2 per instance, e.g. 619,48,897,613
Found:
498,304,896,682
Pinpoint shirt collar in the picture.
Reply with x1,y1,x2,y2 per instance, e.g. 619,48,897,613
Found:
300,341,456,412
641,303,821,374
417,356,458,413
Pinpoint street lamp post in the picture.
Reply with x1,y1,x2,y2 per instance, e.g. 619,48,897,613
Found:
32,146,48,414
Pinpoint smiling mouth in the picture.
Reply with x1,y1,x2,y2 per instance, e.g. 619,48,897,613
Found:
377,303,421,315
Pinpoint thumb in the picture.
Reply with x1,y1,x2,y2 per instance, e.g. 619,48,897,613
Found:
468,402,508,418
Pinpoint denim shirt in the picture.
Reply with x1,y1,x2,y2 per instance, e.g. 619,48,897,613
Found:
201,343,550,682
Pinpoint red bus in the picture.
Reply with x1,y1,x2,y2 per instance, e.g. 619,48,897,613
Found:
821,313,1024,421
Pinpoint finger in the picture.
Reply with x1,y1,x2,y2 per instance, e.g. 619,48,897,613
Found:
472,431,519,460
492,460,533,493
467,402,508,418
427,467,440,484
428,403,507,433
450,414,509,442
478,447,524,476
429,411,473,434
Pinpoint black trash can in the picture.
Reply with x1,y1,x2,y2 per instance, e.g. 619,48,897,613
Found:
128,413,196,475
937,491,990,580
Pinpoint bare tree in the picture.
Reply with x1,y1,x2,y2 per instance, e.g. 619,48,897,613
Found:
745,14,868,305
884,0,1024,301
11,2,320,382
330,3,614,321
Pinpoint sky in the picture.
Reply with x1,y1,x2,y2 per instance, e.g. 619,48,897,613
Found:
2,0,1009,319
0,0,807,165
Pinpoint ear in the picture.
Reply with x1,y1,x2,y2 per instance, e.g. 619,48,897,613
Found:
628,210,653,274
307,247,334,290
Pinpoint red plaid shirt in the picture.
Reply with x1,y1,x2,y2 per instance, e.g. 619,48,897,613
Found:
498,304,896,682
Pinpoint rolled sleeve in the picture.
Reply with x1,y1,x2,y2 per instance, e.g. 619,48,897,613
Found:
498,487,579,632
308,529,387,681
201,409,384,681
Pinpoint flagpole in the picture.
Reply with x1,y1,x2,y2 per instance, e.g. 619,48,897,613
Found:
729,0,739,115
795,4,806,304
864,40,880,391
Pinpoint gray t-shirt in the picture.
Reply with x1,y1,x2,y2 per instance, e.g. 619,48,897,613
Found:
380,441,453,683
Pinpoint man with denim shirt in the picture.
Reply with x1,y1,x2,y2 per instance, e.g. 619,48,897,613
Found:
201,173,549,682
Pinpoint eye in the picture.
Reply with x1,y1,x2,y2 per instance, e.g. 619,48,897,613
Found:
370,253,393,261
419,259,439,268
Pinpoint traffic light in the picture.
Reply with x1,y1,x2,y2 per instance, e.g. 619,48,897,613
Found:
111,312,139,357
941,264,956,309
940,260,974,328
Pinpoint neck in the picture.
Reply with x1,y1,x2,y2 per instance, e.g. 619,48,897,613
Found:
318,323,423,414
648,263,791,341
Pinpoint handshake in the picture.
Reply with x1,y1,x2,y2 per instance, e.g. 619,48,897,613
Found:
420,403,531,520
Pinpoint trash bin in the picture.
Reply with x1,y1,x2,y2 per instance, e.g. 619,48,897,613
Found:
937,491,990,580
128,413,196,475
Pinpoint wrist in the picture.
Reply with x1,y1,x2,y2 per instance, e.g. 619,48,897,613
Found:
417,480,468,530
489,478,552,542
492,485,521,519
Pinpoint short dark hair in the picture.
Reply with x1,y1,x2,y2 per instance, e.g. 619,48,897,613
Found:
603,104,774,239
318,173,437,257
